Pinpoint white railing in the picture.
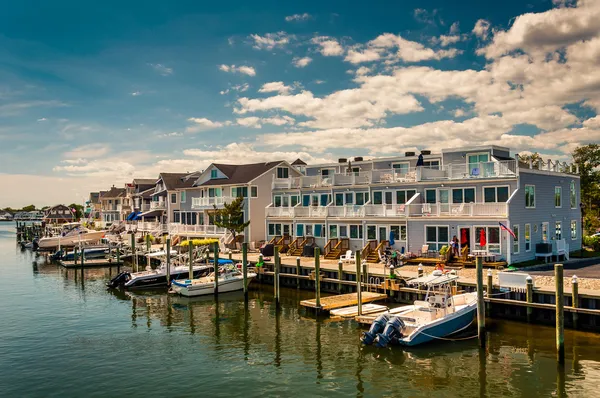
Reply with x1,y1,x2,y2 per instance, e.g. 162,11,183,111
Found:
168,223,227,235
411,202,508,217
419,160,517,181
327,205,365,218
137,221,161,231
141,203,151,211
191,196,235,209
272,176,292,190
150,201,166,210
265,207,295,217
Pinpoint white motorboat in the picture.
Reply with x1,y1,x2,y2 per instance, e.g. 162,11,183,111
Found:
37,223,106,249
169,266,256,297
362,271,477,347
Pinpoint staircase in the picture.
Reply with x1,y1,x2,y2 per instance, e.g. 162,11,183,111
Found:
268,235,281,245
366,240,388,263
219,231,234,252
274,234,292,254
289,237,314,256
324,238,349,260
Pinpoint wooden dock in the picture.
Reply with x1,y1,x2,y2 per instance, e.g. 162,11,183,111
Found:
300,292,387,311
60,259,123,268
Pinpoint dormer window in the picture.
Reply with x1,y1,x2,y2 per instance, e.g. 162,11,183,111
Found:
211,169,218,179
276,167,289,179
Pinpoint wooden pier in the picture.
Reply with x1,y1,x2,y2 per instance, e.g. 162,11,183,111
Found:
60,259,123,268
300,292,387,311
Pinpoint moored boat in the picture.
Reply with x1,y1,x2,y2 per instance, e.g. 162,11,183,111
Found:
169,265,256,297
37,223,106,249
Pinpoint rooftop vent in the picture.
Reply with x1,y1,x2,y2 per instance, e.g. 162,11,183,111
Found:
421,150,431,155
354,156,363,162
338,158,347,163
405,151,416,157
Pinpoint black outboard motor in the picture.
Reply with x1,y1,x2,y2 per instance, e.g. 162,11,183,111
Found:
361,313,390,345
106,271,131,289
375,317,406,348
50,249,64,261
32,238,39,251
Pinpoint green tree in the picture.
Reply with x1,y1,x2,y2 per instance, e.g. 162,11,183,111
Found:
519,152,544,169
211,196,250,240
573,144,600,235
68,203,85,220
21,204,36,212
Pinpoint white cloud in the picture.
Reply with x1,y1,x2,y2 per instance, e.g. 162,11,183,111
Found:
435,35,463,47
220,83,250,95
258,81,293,95
449,22,460,35
37,117,47,122
186,117,231,133
355,33,461,63
0,100,67,116
249,32,292,50
131,91,142,96
149,63,173,76
285,13,311,22
160,132,183,137
293,56,312,68
219,64,256,76
472,19,491,40
312,36,345,56
236,115,295,128
64,143,110,159
344,48,382,64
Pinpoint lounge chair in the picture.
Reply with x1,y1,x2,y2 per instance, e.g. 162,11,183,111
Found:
340,250,354,264
418,244,429,257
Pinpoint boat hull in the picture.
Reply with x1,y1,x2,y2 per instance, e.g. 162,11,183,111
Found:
171,273,256,297
124,268,210,289
38,231,106,248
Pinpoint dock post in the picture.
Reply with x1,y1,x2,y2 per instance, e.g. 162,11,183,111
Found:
314,247,321,310
228,250,232,261
476,256,486,348
526,276,533,322
130,233,136,272
362,260,368,291
188,241,194,280
242,242,248,299
296,257,301,289
487,269,493,313
213,242,219,296
116,247,120,265
166,239,171,286
81,247,85,267
274,246,280,305
146,233,151,252
418,264,423,277
338,260,343,293
74,247,79,266
258,254,263,283
572,275,579,329
356,250,362,316
555,264,565,364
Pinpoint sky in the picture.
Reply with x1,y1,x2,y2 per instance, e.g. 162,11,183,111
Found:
1,0,600,207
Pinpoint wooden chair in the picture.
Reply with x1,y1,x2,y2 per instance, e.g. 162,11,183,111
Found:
418,244,429,257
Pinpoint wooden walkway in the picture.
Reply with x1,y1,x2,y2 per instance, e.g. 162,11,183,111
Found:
300,292,387,311
60,259,123,268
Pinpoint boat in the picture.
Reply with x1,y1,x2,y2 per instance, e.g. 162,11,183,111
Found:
362,271,477,347
36,223,106,249
51,247,109,261
169,264,256,297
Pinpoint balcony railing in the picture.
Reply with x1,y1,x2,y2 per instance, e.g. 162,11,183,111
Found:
141,203,151,212
168,224,227,235
150,201,166,210
191,196,236,209
419,160,517,181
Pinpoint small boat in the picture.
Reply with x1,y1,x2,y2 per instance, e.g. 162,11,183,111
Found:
37,223,106,249
169,265,256,297
52,247,109,261
362,271,477,347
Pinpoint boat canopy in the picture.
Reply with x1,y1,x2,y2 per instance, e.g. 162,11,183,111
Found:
146,250,178,258
407,272,459,287
208,259,234,265
138,210,162,218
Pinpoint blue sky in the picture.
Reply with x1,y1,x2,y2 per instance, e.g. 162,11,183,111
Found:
1,0,599,206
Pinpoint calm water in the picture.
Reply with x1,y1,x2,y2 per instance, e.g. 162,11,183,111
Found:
1,224,600,397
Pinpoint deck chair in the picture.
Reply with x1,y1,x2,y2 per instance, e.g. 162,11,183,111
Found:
418,244,429,257
451,202,465,215
340,250,354,264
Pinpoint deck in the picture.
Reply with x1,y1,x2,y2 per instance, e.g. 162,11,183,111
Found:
406,256,507,269
300,292,387,311
60,259,123,268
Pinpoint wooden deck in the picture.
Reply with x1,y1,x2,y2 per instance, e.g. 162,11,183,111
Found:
60,259,123,268
300,292,387,311
406,257,507,269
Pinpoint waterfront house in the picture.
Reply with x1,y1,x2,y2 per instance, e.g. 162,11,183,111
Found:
43,204,76,224
175,161,304,245
85,192,102,222
99,186,126,227
266,146,581,265
0,210,13,221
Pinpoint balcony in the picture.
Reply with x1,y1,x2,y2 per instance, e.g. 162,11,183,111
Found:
141,203,151,212
168,223,227,236
150,201,166,210
191,196,236,209
419,160,517,181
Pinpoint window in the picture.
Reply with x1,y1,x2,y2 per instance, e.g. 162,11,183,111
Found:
525,185,535,208
282,196,290,207
425,189,437,204
396,189,416,204
350,225,363,239
276,167,289,179
274,196,282,207
173,211,180,223
385,191,393,205
296,224,304,237
513,225,519,254
570,181,577,209
339,225,348,238
373,191,383,205
320,194,330,207
314,224,325,237
542,222,549,242
467,153,489,175
571,220,577,240
277,224,284,236
425,226,449,251
452,188,475,203
345,192,354,204
525,224,531,252
555,187,562,208
232,187,248,198
423,160,440,170
171,193,177,204
352,167,361,176
180,191,187,203
311,195,319,207
484,186,509,203
392,162,410,175
356,192,369,205
329,225,338,238
335,193,344,206
251,186,258,198
199,213,204,225
390,225,407,241
268,223,275,236
291,195,299,207
210,169,218,179
475,226,501,254
306,224,313,236
302,195,310,207
367,225,376,240
555,221,562,240
208,188,222,197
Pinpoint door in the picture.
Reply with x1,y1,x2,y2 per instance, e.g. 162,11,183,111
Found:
378,226,388,243
459,227,471,259
542,222,549,242
438,189,449,214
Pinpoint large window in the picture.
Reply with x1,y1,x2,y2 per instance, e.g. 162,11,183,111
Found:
356,192,369,205
513,225,519,254
570,181,577,209
555,221,562,240
555,186,562,208
467,153,489,175
423,160,440,169
350,224,363,239
232,186,248,198
180,191,186,203
452,188,475,203
314,224,325,238
274,196,282,207
392,162,410,174
345,192,354,204
276,167,289,179
396,189,417,204
525,185,535,208
425,189,437,204
425,226,449,251
367,225,376,240
296,224,304,237
391,225,407,241
484,186,509,203
373,191,383,205
475,226,500,254
571,220,577,240
335,193,344,206
208,188,222,197
525,224,531,252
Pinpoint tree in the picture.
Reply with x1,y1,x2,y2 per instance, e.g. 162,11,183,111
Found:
21,204,36,212
519,152,544,169
68,203,85,220
211,197,250,241
573,144,600,234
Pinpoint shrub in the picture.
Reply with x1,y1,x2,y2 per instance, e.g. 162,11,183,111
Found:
180,238,219,247
583,235,600,251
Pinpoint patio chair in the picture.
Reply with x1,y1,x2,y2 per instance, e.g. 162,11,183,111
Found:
340,250,354,264
418,244,429,257
470,167,480,177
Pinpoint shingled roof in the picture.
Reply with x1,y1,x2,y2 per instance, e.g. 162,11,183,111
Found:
133,178,157,185
291,158,307,166
160,172,199,190
100,186,126,199
196,161,285,186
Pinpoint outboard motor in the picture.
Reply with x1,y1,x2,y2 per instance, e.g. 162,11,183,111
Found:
32,238,39,251
375,317,406,348
106,271,131,289
361,313,390,345
50,249,64,261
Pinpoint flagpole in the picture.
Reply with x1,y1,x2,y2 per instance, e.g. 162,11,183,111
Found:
506,220,511,266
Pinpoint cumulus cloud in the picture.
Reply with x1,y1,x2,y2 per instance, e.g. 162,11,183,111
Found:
236,115,295,128
285,13,311,22
472,19,491,40
219,64,256,76
312,36,345,56
258,82,293,95
249,32,292,50
293,56,312,68
449,22,461,35
363,33,461,63
186,118,231,133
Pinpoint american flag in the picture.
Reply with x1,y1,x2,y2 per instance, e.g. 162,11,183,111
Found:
499,222,517,239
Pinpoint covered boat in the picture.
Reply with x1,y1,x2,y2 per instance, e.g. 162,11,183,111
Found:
37,223,106,249
169,265,256,297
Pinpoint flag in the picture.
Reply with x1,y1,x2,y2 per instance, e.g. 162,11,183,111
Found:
499,222,517,239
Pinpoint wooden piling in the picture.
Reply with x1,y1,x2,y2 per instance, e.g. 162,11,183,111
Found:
130,234,136,272
146,234,151,251
338,260,343,293
314,247,321,310
526,276,533,323
356,250,362,316
487,269,493,313
74,247,79,266
476,256,486,348
116,246,120,265
572,275,579,329
555,264,565,364
228,251,232,261
258,254,263,283
274,246,280,304
242,242,248,298
166,239,171,286
81,247,85,267
296,257,301,289
213,242,219,296
418,265,423,277
188,241,194,280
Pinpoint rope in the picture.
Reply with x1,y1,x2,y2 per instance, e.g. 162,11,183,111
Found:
416,317,479,341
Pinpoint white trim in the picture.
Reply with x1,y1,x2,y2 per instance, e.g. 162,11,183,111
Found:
525,184,536,209
554,186,562,208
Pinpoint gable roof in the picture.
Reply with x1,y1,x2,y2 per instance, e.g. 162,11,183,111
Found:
160,172,199,190
100,186,126,199
291,158,307,166
139,187,155,198
196,161,286,187
133,178,157,185
89,192,100,204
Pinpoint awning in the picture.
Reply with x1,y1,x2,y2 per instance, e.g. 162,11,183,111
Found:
126,212,139,221
137,210,163,218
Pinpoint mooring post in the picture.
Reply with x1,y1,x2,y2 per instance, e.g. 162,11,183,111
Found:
228,250,232,261
418,264,423,277
487,269,493,313
314,247,321,310
74,246,79,266
362,260,368,291
338,260,343,293
257,253,263,283
476,256,486,348
81,247,85,267
166,238,171,286
388,265,395,298
572,275,579,330
555,264,565,364
526,276,533,323
213,242,219,296
242,242,248,299
146,233,151,252
116,246,120,265
274,246,280,305
188,241,194,280
131,233,136,272
356,250,362,316
296,257,301,289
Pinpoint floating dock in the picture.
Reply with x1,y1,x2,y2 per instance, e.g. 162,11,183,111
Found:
60,259,123,268
300,292,387,311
